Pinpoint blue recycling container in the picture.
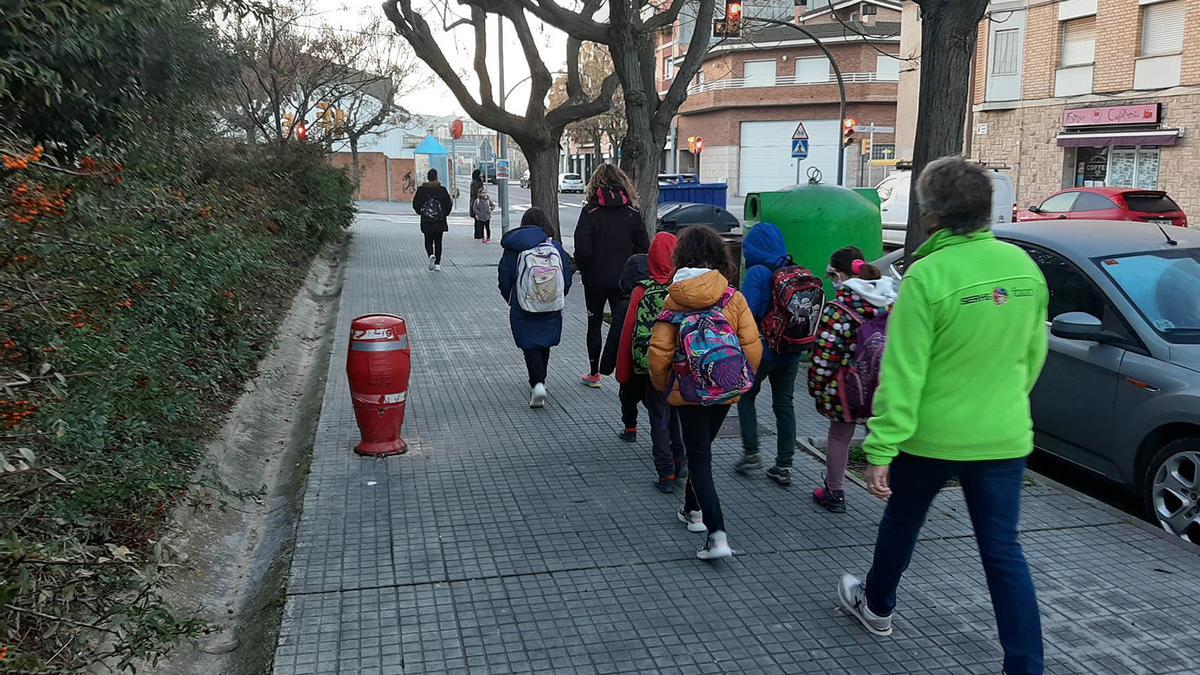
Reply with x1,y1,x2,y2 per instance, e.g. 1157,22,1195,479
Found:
658,181,728,209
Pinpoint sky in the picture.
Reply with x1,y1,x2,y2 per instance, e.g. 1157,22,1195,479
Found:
312,0,570,117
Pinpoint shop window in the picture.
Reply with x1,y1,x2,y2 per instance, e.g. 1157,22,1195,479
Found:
1072,146,1160,189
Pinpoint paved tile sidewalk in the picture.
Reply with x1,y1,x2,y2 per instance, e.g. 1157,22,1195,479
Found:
273,213,1200,674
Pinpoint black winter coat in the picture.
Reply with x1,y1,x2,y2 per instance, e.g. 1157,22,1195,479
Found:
413,181,453,234
573,187,650,289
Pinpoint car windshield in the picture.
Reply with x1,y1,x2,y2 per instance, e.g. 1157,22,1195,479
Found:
1100,248,1200,343
563,174,581,181
1124,193,1180,213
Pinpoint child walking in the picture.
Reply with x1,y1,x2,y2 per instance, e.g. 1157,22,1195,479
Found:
498,208,572,407
649,227,761,560
808,246,897,512
473,187,494,243
616,232,687,493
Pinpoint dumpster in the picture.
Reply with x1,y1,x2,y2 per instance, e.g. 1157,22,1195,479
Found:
743,176,883,297
658,181,728,209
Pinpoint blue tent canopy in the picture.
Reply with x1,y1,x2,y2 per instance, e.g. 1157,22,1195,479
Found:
414,134,448,155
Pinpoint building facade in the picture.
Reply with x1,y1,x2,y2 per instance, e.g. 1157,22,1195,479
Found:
970,0,1200,220
657,0,904,196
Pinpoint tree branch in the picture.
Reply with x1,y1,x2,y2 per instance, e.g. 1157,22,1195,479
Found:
643,0,688,32
655,0,716,130
548,73,618,129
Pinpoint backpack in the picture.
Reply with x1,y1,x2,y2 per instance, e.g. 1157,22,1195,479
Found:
631,280,670,375
759,263,825,354
419,191,444,221
832,302,889,420
473,196,492,221
659,288,754,405
515,241,566,313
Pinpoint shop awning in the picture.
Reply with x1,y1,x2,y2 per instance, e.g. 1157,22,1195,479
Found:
1056,129,1182,148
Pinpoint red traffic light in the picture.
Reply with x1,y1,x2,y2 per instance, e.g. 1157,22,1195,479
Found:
842,118,856,147
296,123,308,142
725,0,743,22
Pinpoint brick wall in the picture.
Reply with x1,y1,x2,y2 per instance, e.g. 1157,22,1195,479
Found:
974,19,988,105
1093,0,1138,93
1021,2,1058,100
327,153,415,202
1182,0,1200,85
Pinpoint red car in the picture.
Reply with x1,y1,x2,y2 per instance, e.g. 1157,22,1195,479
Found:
1017,188,1188,228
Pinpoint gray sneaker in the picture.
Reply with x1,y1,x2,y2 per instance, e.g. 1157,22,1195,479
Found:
837,574,893,637
766,466,792,486
733,454,762,474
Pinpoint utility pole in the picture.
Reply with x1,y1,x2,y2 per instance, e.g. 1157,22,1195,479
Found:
497,14,511,234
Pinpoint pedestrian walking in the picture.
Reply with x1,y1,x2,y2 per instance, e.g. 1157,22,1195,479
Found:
837,157,1048,675
413,168,453,271
808,247,897,512
473,187,494,243
607,252,647,442
616,232,687,493
573,163,650,389
733,222,826,486
498,207,573,408
649,226,761,560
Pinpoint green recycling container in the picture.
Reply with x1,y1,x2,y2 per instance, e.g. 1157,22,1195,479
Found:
743,181,884,297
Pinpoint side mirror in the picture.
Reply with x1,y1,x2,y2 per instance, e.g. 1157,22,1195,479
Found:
1028,205,1041,213
1050,312,1103,342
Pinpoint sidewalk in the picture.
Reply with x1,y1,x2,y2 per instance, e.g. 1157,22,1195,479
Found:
272,211,1200,674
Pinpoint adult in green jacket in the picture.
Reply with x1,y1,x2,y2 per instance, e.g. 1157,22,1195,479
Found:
836,157,1049,675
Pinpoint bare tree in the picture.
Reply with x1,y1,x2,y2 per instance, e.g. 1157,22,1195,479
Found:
550,42,627,169
902,0,990,260
513,0,718,230
382,0,619,236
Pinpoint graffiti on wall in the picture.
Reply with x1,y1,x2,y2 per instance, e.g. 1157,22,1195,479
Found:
402,171,416,194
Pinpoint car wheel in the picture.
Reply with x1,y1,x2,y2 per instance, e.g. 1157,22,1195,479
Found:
1144,439,1200,544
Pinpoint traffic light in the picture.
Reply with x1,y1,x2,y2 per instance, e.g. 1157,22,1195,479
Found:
842,117,857,147
687,136,697,153
296,122,308,142
714,0,742,37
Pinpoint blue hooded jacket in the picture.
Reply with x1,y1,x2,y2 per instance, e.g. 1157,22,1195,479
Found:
741,222,791,321
498,226,573,350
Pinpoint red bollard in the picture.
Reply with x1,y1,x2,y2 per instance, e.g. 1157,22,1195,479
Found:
346,314,410,456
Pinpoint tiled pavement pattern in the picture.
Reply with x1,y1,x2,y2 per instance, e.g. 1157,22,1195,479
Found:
273,214,1200,674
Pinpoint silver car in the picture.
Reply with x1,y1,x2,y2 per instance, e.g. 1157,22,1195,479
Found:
557,172,584,193
877,220,1200,543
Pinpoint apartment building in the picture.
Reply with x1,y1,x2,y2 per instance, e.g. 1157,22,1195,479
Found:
970,0,1200,219
656,0,905,195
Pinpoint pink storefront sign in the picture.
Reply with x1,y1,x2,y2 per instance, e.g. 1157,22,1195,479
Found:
1063,104,1160,127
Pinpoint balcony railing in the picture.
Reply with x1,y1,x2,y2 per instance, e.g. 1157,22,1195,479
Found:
686,72,898,95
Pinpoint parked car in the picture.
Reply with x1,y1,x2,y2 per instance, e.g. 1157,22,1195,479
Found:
519,169,530,189
874,220,1200,544
656,202,739,234
658,173,698,185
557,172,584,193
876,167,1016,248
1017,187,1188,228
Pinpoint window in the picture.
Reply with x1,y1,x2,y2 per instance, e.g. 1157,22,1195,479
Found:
1107,147,1160,190
1022,246,1105,321
1072,192,1118,211
1039,192,1079,213
1125,192,1181,213
991,29,1022,75
795,57,829,83
870,143,896,161
1101,249,1200,343
1061,17,1097,67
663,57,674,81
1142,0,1186,57
875,55,900,80
744,60,777,87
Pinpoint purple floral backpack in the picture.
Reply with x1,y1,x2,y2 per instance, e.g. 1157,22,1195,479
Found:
659,288,754,405
832,302,889,420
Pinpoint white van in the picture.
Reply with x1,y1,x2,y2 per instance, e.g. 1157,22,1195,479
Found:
875,167,1016,248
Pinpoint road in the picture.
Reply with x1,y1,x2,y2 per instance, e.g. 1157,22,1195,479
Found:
500,185,586,238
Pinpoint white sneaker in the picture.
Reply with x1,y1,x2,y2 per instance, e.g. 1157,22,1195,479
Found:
427,255,436,271
434,264,442,271
529,383,547,408
837,574,893,636
696,530,732,561
677,508,705,533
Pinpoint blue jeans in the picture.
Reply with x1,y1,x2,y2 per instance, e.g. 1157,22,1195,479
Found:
865,454,1044,675
736,351,801,468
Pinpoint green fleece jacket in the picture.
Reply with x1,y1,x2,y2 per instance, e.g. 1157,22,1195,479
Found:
864,229,1049,466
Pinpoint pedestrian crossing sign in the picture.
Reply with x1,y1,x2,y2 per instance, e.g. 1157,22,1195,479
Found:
791,138,809,160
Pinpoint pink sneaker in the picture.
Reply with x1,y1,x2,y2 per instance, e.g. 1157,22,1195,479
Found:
579,373,602,389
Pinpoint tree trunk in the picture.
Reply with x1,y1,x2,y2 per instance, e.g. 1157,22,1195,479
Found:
611,25,660,236
903,0,990,263
519,139,565,240
348,136,362,198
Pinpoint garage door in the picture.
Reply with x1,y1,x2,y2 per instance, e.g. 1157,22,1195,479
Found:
739,119,839,195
